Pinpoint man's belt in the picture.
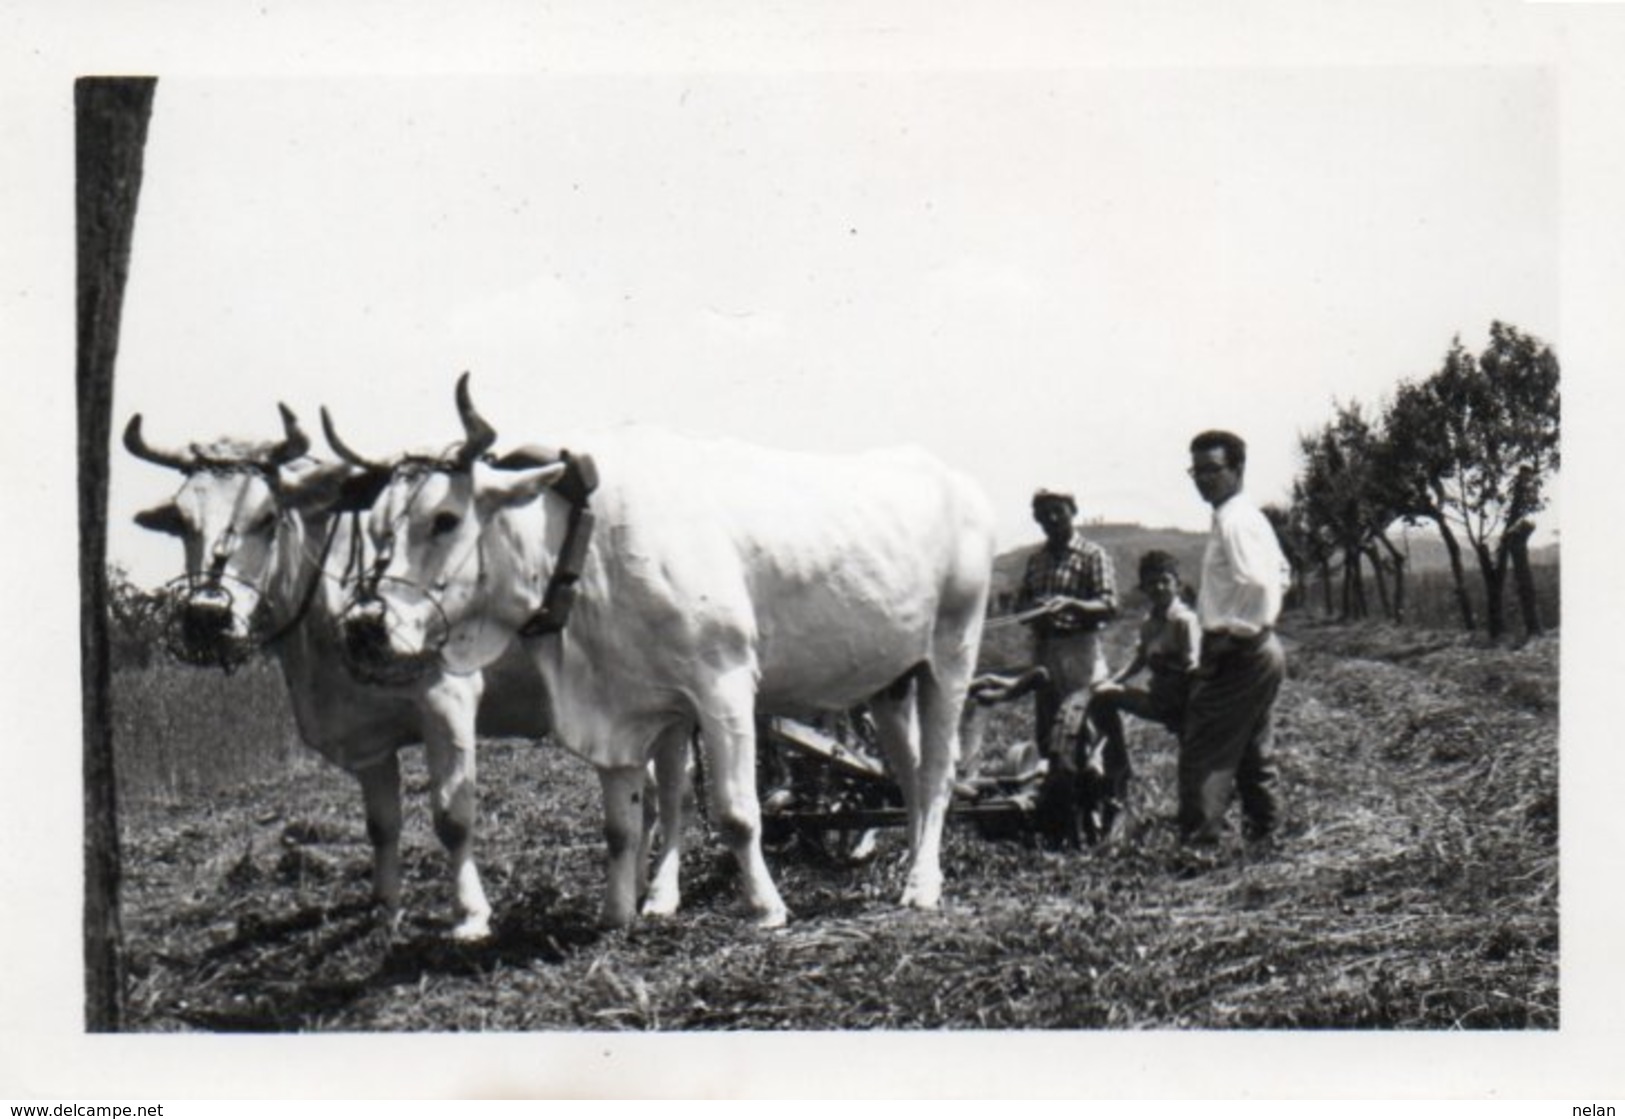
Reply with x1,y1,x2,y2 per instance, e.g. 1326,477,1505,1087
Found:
1037,623,1106,638
1202,626,1274,651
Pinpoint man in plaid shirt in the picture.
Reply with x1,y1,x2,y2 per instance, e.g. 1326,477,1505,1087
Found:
1018,489,1120,750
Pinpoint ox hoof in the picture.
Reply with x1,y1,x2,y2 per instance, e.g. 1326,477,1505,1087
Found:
450,914,493,942
597,906,637,930
899,876,944,911
752,904,790,930
640,891,680,919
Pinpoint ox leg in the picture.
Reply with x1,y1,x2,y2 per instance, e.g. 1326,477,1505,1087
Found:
356,754,404,933
636,768,658,904
642,724,693,918
868,689,922,853
420,678,493,942
901,669,966,911
597,765,646,928
695,672,789,928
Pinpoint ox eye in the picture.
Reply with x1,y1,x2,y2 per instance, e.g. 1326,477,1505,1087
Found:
251,511,277,534
431,512,461,538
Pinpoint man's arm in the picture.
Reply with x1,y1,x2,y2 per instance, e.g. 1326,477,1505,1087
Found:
1178,609,1204,671
1050,544,1119,623
1219,510,1286,634
1044,593,1115,623
1015,554,1041,611
1098,642,1148,690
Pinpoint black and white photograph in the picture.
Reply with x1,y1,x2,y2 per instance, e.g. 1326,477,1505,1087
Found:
7,0,1625,1102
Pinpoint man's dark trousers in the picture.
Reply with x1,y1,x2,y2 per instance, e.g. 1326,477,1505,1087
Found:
1178,631,1284,843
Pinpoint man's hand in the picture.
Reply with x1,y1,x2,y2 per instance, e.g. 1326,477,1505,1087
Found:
1042,597,1084,624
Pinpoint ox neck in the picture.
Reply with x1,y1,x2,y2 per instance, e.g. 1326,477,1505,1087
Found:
261,510,341,645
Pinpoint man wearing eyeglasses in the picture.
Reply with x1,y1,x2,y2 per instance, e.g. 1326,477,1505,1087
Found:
1182,430,1291,848
1017,488,1119,752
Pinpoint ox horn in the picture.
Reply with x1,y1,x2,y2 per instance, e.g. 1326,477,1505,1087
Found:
267,403,312,466
320,406,385,470
452,371,498,468
123,414,197,472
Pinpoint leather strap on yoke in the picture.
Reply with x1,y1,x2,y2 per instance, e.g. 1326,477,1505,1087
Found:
517,449,598,637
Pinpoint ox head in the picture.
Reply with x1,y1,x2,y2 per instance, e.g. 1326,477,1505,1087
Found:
126,404,354,667
321,373,568,684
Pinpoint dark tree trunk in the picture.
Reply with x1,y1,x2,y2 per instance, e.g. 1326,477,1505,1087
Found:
1433,518,1476,631
1364,543,1392,620
1375,532,1407,625
1342,547,1368,620
78,76,157,1033
1472,539,1510,641
1504,520,1543,639
1319,560,1334,616
1282,563,1304,612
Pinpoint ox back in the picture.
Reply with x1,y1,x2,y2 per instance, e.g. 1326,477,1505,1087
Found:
486,429,995,769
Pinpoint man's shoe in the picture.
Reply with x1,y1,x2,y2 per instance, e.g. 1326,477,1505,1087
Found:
1168,845,1222,878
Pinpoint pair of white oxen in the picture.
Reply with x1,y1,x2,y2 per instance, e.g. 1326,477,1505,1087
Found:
128,375,998,937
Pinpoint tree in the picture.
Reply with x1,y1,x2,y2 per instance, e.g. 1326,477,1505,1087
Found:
1379,324,1560,639
1377,374,1478,630
1478,322,1561,637
1259,502,1306,610
1296,422,1369,620
1294,401,1407,623
1285,483,1334,617
79,76,157,1032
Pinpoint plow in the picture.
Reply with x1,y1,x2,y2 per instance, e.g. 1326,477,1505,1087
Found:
745,666,1106,861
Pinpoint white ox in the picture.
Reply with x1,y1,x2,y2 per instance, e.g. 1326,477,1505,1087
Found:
321,378,997,927
125,405,548,940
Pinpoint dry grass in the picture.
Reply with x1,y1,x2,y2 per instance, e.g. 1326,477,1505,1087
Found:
110,657,302,805
1410,565,1560,635
113,615,1557,1031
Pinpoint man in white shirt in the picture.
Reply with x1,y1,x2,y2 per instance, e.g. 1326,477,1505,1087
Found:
1182,430,1291,846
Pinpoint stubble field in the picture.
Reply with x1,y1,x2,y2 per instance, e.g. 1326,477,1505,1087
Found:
113,614,1558,1031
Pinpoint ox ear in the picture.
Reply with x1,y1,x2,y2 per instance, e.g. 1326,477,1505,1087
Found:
475,461,569,516
134,501,187,537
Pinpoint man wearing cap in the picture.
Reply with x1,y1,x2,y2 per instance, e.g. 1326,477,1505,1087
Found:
1182,430,1291,846
1016,489,1119,751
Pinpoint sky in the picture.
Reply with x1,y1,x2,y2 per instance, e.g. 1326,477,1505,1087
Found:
106,64,1559,586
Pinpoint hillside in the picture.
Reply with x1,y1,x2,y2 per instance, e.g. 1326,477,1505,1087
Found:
992,523,1208,610
1388,530,1559,573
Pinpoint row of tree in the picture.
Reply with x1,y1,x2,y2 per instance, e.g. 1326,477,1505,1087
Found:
1267,321,1560,641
